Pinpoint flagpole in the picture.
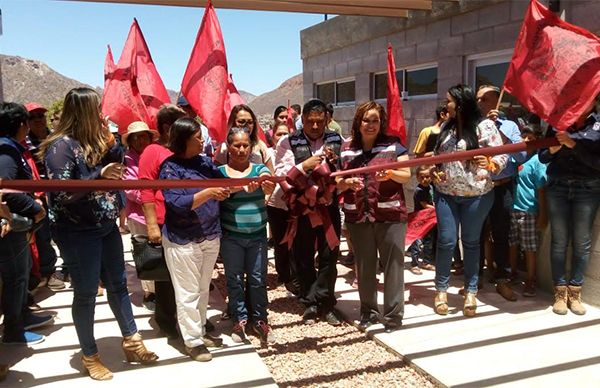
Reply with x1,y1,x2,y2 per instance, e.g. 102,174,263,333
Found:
495,88,505,111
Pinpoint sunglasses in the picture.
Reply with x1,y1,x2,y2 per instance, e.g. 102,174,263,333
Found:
29,113,46,120
235,119,254,127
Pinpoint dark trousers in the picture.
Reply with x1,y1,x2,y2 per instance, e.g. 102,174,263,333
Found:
154,279,177,333
347,222,405,326
35,216,58,277
0,232,31,340
480,183,513,281
266,206,297,284
293,205,341,312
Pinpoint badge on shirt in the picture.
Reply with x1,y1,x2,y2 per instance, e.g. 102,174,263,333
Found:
593,122,600,131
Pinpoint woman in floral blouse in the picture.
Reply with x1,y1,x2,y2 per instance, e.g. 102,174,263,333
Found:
432,84,507,317
40,88,157,380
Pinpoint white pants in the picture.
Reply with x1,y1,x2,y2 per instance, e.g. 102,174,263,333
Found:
162,236,220,348
127,218,155,294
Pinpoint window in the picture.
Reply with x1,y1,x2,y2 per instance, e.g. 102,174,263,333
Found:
467,51,531,125
336,80,355,104
315,79,355,105
475,62,509,91
371,67,432,100
373,73,387,100
316,82,335,105
405,67,437,96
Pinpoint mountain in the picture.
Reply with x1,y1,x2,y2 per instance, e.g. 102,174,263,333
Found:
249,74,303,117
0,55,97,106
240,90,257,104
1,54,281,115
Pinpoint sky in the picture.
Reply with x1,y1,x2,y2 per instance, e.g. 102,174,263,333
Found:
0,0,325,96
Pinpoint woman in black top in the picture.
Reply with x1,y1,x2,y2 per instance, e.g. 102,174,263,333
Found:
0,102,48,346
539,96,600,316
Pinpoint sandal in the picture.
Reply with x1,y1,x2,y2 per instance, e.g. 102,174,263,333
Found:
434,291,448,315
420,263,435,271
82,354,112,381
463,292,477,317
122,332,159,364
409,266,423,275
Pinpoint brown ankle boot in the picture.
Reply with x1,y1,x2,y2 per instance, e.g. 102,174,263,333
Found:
463,292,477,317
552,286,568,315
82,354,113,381
567,285,586,315
434,291,448,315
122,332,159,364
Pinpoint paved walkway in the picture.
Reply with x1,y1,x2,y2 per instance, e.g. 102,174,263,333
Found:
334,251,600,387
0,236,276,388
4,233,600,387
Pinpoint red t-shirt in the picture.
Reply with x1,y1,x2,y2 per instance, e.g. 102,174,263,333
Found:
139,143,173,225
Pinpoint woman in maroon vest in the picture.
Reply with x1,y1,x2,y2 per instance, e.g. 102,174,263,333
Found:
337,101,410,333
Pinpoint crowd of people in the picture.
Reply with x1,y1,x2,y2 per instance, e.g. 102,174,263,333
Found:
0,82,598,380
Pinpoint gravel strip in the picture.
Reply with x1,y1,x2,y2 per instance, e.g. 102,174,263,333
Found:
214,262,436,388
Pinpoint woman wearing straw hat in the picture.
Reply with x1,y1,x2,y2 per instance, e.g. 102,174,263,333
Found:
122,121,159,310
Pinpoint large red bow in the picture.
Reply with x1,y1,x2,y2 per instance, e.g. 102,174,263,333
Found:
280,163,340,250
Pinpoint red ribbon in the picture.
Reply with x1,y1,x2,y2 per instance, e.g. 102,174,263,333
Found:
280,163,340,251
0,175,284,193
0,138,559,198
331,137,559,177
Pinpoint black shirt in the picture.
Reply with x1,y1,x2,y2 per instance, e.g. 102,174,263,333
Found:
539,114,600,180
413,184,433,212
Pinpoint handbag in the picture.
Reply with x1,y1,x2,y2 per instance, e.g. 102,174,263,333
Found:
130,234,171,281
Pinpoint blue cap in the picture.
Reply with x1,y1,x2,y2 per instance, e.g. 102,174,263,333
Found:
177,95,190,107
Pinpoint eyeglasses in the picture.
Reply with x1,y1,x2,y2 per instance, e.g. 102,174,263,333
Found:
235,119,254,127
361,119,381,125
29,113,46,120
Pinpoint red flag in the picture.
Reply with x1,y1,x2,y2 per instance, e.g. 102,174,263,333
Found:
103,45,115,91
223,73,267,143
386,44,406,144
123,19,171,127
286,100,295,133
181,0,229,144
503,0,600,130
101,46,150,133
404,207,437,250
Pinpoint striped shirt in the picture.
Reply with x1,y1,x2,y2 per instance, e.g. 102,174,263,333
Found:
218,163,270,239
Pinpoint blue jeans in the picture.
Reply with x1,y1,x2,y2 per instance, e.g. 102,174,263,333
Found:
53,221,137,356
434,190,494,293
220,233,268,324
0,231,32,340
409,230,436,267
547,178,600,286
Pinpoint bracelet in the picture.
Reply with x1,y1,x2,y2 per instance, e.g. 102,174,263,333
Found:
486,157,500,173
1,219,8,227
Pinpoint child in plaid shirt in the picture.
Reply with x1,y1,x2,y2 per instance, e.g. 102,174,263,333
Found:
508,127,548,297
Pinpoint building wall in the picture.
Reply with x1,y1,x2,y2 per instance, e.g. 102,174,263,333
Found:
301,0,600,306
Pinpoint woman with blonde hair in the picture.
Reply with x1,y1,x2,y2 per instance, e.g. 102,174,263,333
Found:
40,88,158,380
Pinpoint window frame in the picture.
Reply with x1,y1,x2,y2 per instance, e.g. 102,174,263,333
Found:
370,62,437,102
314,77,356,106
403,62,438,100
465,49,514,90
372,71,388,103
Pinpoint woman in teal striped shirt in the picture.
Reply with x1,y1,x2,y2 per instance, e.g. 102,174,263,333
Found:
218,127,276,344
